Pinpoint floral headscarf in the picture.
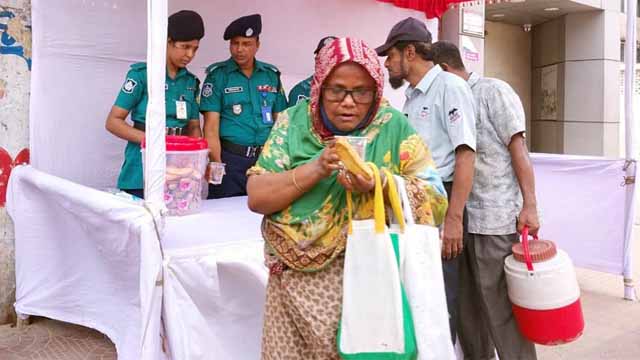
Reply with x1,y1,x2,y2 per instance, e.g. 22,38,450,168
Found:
310,37,385,140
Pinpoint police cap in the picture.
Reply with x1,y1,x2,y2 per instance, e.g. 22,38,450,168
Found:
224,14,262,40
313,36,337,55
168,10,205,41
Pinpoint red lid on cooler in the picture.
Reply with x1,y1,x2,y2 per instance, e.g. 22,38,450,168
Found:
512,240,557,263
141,135,208,151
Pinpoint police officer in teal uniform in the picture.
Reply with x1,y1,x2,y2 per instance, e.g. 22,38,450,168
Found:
106,10,205,199
201,14,287,199
287,36,337,107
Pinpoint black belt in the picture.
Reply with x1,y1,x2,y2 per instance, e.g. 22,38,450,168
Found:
133,121,186,136
222,140,262,158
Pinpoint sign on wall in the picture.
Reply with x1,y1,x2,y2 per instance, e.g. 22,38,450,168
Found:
460,4,484,37
460,35,484,77
540,64,559,120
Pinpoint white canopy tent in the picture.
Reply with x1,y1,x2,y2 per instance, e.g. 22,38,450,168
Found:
29,0,433,189
7,0,637,359
18,1,436,359
141,0,638,300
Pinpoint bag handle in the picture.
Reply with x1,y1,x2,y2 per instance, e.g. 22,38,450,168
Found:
521,225,538,272
382,169,405,233
346,162,386,234
370,163,386,234
393,175,416,226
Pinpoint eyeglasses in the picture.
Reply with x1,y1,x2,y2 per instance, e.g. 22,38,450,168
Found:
322,87,376,104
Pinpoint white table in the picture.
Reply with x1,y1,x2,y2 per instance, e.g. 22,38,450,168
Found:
7,166,267,360
162,198,266,360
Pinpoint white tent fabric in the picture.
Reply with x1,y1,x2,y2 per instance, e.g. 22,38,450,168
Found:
29,0,435,189
162,240,266,359
530,153,636,276
7,165,267,359
161,197,266,360
14,1,637,359
6,166,164,360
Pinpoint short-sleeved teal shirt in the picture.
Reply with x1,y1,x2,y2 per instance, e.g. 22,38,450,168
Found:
114,62,201,189
287,76,312,107
199,58,288,146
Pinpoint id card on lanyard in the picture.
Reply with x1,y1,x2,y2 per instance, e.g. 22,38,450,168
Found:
260,92,273,125
176,95,188,120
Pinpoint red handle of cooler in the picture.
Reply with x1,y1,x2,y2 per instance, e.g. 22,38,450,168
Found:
521,225,539,272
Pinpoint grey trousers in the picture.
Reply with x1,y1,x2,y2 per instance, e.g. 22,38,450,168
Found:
458,232,537,360
442,182,462,344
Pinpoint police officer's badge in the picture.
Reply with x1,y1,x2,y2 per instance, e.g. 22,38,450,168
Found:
233,104,242,115
202,83,213,98
122,78,137,94
246,28,253,37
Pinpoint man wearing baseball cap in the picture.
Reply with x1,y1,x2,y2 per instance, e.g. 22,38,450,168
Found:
377,17,478,350
287,36,337,107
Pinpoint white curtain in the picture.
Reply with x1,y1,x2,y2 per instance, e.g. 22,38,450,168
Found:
29,0,436,189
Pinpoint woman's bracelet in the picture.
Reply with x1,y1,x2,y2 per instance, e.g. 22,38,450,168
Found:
292,167,305,193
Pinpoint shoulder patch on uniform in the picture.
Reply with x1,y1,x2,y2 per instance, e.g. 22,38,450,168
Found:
202,82,213,98
130,62,147,71
186,76,200,92
258,61,280,74
205,62,225,74
122,78,138,94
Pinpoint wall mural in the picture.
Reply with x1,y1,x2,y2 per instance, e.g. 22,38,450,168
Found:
0,3,31,207
0,7,31,69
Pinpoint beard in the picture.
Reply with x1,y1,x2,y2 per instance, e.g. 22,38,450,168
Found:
388,55,408,89
389,75,406,89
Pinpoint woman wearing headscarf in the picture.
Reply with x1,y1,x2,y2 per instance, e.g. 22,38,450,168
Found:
105,10,205,199
247,37,448,359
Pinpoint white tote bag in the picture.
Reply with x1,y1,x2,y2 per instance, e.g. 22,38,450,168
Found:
392,175,456,360
339,165,406,356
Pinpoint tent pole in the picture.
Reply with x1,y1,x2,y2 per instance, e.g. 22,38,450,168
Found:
143,0,168,210
623,0,637,301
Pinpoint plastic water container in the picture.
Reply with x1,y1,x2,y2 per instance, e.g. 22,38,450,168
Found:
142,136,209,216
504,226,584,345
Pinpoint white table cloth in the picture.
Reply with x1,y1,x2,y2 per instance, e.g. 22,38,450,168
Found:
7,166,164,360
7,166,266,360
162,198,266,360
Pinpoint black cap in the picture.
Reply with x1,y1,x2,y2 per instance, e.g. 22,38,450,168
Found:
168,10,205,41
313,36,337,55
223,14,261,40
375,17,432,56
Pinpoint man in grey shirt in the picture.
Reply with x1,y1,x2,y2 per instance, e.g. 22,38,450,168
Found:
376,17,477,345
432,41,539,360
